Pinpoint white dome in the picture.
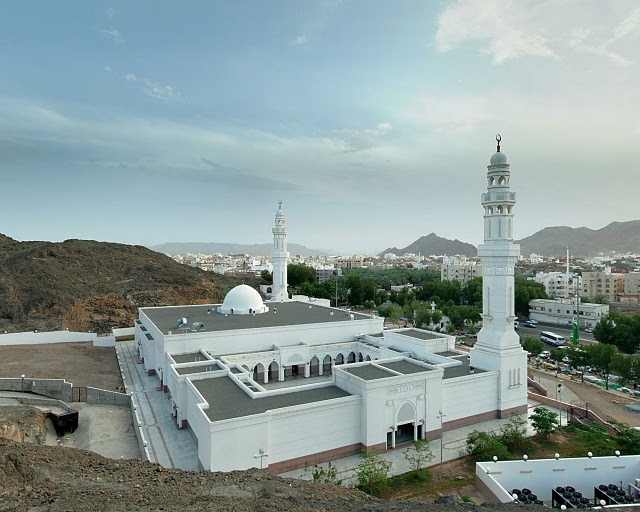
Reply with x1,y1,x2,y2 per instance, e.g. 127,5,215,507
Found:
217,285,269,315
490,152,508,165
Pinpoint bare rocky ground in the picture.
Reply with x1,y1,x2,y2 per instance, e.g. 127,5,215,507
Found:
0,437,528,512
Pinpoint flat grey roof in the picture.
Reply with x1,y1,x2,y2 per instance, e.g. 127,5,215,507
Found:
434,351,460,357
171,352,209,364
141,301,374,336
343,365,395,381
379,360,431,375
397,329,440,341
443,360,487,379
193,377,351,421
176,363,221,375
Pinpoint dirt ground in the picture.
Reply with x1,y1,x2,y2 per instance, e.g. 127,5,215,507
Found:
0,341,122,390
530,367,640,427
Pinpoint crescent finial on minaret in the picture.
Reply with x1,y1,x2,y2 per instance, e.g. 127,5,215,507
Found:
496,134,501,152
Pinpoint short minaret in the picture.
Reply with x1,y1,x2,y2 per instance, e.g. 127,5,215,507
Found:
271,200,289,301
470,135,527,417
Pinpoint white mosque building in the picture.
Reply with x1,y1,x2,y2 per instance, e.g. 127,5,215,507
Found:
134,140,527,473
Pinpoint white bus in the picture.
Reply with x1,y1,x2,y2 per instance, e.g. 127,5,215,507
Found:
540,331,565,346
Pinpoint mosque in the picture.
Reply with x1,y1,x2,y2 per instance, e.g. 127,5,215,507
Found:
134,139,527,473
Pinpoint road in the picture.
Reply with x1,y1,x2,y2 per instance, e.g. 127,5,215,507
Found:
518,323,595,351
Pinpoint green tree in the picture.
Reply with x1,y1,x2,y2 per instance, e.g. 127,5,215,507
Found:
497,413,529,452
260,269,272,282
521,337,544,356
466,430,509,461
593,294,609,304
406,438,432,472
514,277,548,316
530,407,559,437
462,277,483,307
287,264,317,287
355,448,389,496
550,347,565,364
387,304,403,326
584,343,617,389
345,274,364,307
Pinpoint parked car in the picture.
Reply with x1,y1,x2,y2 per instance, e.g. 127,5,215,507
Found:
524,320,537,327
584,327,593,333
539,350,551,359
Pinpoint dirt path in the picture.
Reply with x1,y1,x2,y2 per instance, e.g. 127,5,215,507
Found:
530,368,640,426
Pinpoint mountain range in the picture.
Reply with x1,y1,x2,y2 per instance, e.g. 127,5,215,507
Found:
149,242,334,257
515,220,640,257
379,233,477,258
378,221,640,259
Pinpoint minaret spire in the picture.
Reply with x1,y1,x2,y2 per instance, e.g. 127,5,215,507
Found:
469,136,527,418
271,200,289,301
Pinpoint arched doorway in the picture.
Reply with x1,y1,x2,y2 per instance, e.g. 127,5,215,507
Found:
253,362,266,383
309,356,320,376
335,353,344,365
323,355,332,375
347,352,356,364
268,361,279,381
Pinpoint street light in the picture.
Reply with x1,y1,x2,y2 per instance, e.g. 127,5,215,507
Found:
21,374,25,393
253,448,269,469
437,410,446,473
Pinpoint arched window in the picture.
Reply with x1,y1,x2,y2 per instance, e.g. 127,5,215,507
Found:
498,176,506,185
497,205,503,214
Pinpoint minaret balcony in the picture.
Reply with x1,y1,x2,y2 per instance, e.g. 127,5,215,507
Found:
482,191,516,203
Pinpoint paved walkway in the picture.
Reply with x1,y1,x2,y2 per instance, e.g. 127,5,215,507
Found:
117,340,198,471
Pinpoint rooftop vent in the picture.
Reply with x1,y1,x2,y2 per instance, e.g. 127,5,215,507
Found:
176,318,188,329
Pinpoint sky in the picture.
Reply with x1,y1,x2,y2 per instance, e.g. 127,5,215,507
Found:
1,1,639,255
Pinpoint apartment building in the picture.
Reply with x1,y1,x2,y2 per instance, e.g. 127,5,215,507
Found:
440,261,481,286
581,269,625,302
529,298,608,329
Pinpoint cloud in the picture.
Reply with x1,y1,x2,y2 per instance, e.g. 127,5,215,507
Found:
104,65,112,72
335,123,392,152
435,0,637,65
99,27,124,45
121,73,181,100
143,83,178,100
291,33,308,45
106,7,115,19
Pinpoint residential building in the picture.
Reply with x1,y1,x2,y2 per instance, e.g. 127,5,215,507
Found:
528,298,608,329
581,269,624,302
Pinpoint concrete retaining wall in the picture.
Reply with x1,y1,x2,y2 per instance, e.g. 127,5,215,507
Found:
130,395,151,461
527,391,614,430
86,387,130,406
0,331,96,346
0,377,74,401
93,335,116,347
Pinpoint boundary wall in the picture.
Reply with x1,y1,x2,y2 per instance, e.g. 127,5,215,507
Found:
0,331,96,346
0,378,130,406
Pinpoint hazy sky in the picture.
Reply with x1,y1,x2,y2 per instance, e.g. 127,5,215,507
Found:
1,1,639,254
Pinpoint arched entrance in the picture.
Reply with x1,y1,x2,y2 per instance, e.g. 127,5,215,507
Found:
268,361,279,381
309,356,320,376
253,362,266,383
323,355,332,375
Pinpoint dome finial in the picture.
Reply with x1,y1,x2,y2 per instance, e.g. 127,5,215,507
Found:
496,134,501,152
278,200,282,209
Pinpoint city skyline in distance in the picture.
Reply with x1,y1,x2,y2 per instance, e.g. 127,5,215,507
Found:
1,1,639,254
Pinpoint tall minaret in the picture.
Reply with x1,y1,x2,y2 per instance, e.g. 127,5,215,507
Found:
470,135,527,417
271,200,289,301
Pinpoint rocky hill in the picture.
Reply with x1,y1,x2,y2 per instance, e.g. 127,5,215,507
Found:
516,220,640,257
0,235,249,333
379,233,477,258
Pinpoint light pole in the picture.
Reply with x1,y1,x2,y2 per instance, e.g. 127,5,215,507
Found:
558,384,563,424
253,448,269,469
437,410,446,473
21,374,25,393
